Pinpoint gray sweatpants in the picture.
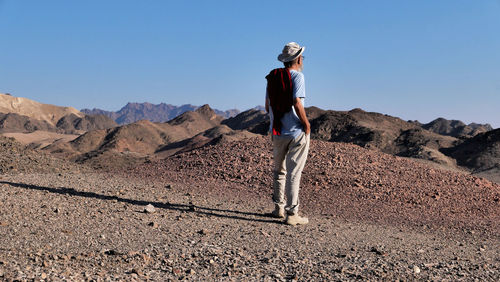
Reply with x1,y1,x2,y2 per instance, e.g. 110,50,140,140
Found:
272,132,310,215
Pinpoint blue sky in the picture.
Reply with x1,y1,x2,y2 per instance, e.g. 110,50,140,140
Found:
1,0,499,128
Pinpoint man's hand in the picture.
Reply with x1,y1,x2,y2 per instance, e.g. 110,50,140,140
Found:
304,121,311,135
293,97,310,135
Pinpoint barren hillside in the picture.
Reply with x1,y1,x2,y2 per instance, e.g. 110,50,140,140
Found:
0,93,83,126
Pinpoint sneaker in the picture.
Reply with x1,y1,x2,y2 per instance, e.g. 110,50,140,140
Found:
271,206,285,218
285,214,309,225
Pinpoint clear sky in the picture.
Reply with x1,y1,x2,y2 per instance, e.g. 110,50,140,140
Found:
1,0,499,128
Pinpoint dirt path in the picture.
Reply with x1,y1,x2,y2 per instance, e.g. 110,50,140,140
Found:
0,172,498,281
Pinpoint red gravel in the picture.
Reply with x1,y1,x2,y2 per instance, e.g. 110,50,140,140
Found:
129,135,500,236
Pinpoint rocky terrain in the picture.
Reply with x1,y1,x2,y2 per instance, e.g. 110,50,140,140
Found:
43,105,234,166
224,108,499,183
0,135,499,280
82,102,240,124
0,95,499,280
443,129,500,183
0,136,88,174
4,93,498,183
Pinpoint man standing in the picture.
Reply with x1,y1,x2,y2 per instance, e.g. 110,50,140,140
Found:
265,42,310,225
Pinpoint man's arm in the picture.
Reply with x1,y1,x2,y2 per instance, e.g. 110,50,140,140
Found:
293,97,310,135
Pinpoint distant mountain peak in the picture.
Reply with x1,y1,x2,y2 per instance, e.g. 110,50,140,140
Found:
82,102,240,125
422,117,491,138
195,104,216,118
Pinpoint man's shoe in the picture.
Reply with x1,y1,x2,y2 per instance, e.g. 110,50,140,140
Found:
285,214,309,225
271,207,285,218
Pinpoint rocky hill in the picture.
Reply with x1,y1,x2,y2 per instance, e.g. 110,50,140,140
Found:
0,112,55,133
442,129,500,183
82,102,240,125
225,108,459,167
133,135,500,235
0,93,82,126
222,107,500,182
0,135,88,173
421,117,493,138
44,105,232,169
221,109,269,134
0,93,117,134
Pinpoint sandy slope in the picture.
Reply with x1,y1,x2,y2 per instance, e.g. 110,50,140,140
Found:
2,131,79,147
0,93,83,126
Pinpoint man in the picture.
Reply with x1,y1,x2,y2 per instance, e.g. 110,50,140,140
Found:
265,42,310,225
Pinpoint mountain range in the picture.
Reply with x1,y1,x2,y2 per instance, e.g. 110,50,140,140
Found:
1,93,498,183
81,102,240,125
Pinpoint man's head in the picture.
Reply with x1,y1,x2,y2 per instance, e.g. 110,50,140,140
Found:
278,42,305,71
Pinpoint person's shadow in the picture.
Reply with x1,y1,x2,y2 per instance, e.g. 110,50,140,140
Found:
0,181,281,224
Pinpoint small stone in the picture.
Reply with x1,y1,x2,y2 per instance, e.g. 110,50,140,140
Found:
144,204,156,213
413,265,421,274
187,269,195,275
104,249,119,256
148,221,158,228
197,229,208,235
41,273,47,279
165,184,172,189
54,208,60,213
370,247,387,256
480,244,486,250
131,268,143,276
417,249,425,253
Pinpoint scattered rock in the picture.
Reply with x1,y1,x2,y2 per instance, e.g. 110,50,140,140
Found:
413,265,421,274
131,268,143,276
370,247,387,256
144,204,156,213
104,249,120,256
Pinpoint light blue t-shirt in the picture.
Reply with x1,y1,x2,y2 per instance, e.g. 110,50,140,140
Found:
266,70,306,138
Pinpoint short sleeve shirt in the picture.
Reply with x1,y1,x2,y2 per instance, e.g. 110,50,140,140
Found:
266,70,306,138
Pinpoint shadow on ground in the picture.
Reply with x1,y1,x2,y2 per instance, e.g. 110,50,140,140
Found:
1,180,281,224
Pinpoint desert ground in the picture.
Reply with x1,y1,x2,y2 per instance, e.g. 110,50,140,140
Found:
0,135,499,281
1,94,499,280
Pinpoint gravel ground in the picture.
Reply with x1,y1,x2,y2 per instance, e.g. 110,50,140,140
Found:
0,172,499,281
133,136,500,237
